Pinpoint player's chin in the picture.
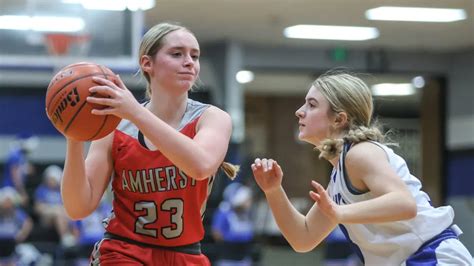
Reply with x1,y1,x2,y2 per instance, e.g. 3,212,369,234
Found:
297,131,306,141
176,80,195,90
298,134,317,146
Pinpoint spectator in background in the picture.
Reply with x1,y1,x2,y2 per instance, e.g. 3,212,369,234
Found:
323,227,360,266
71,198,111,266
34,165,75,248
0,187,33,266
1,134,38,205
212,183,255,266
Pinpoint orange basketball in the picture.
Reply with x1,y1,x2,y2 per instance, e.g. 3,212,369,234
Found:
45,62,122,141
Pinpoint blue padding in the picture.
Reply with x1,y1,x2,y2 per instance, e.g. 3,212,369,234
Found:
0,96,60,135
447,153,474,197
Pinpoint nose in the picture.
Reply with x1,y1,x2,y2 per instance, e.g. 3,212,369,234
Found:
183,54,194,67
295,106,304,118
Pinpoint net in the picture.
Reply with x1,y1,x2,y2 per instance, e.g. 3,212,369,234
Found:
44,33,91,56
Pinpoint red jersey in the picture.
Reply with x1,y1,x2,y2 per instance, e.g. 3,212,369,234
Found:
104,99,215,247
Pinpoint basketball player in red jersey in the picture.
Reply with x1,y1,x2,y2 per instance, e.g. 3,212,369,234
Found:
60,22,238,265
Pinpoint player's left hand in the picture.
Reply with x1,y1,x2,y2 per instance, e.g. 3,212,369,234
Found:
87,75,143,121
309,180,341,223
251,158,283,195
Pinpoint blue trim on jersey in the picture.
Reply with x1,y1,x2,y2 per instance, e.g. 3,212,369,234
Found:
338,224,364,264
406,228,458,265
341,143,367,195
331,168,337,183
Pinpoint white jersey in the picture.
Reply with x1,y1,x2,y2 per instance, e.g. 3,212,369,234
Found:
326,141,455,265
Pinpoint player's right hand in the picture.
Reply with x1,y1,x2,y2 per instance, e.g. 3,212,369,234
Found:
251,158,283,195
87,75,142,122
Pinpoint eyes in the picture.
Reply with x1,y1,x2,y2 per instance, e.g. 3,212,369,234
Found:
170,51,200,61
306,100,317,109
297,101,316,115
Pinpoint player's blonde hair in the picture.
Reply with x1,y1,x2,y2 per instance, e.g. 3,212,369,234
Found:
138,22,194,98
220,162,240,180
314,70,385,160
139,22,234,178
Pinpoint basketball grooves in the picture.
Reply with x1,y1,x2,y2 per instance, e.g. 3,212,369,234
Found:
87,65,114,141
63,98,89,134
46,63,97,107
88,115,111,141
46,71,113,111
59,65,112,140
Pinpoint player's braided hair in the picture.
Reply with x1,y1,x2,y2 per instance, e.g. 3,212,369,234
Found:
317,125,385,160
312,70,387,160
220,162,240,180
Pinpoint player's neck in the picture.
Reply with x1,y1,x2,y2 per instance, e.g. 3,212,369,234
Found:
148,92,188,128
329,157,339,167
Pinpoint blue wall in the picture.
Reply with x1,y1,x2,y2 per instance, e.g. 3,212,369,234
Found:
0,96,59,135
447,152,474,197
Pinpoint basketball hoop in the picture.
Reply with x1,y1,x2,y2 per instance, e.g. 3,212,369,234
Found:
44,33,91,56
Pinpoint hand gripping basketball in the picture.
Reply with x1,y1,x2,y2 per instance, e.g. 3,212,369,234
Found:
45,62,122,141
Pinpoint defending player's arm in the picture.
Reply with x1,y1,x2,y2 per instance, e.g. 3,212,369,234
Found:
252,159,337,253
61,135,113,220
312,142,417,224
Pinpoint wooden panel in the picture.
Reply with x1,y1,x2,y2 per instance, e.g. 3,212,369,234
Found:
245,95,331,198
421,78,444,206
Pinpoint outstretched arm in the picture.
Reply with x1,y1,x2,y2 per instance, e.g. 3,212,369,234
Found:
310,142,417,224
252,158,337,252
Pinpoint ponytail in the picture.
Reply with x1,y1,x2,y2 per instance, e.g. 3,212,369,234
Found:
345,125,384,144
317,124,385,160
317,138,344,160
220,162,240,180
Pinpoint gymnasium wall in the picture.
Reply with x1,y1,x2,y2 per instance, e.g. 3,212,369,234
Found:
0,47,473,253
444,51,474,253
447,51,474,149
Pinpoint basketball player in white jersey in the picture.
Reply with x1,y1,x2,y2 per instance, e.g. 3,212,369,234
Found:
252,71,472,265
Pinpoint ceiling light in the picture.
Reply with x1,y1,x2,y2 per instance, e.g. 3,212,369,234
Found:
372,83,415,96
236,70,254,84
127,0,155,11
284,25,379,41
0,15,85,32
81,0,127,11
412,76,425,88
366,6,467,22
62,0,155,11
0,16,30,30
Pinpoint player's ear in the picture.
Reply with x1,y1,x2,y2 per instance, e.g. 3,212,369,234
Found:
140,55,153,74
334,112,348,129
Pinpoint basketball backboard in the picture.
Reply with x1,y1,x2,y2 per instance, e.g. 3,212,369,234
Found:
0,1,143,72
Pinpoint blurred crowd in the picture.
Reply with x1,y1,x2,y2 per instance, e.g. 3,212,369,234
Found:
0,135,111,266
0,136,357,266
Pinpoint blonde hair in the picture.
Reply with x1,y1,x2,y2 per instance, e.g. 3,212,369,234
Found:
138,22,194,98
314,70,385,160
220,162,240,180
